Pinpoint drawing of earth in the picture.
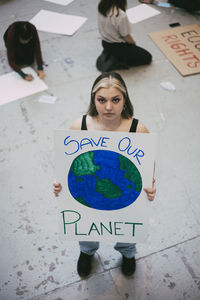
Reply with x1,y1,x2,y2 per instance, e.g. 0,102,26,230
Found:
68,150,142,210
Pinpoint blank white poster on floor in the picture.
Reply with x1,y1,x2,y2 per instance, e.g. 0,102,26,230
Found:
43,0,74,5
30,10,87,35
0,67,48,106
127,4,160,24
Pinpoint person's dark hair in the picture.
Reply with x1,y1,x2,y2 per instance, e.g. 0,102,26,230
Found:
87,72,134,119
98,0,127,16
18,22,33,40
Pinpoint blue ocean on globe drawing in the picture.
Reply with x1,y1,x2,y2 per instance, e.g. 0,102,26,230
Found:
68,150,142,211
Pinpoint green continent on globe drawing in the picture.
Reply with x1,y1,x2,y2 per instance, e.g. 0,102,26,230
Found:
119,155,142,191
95,178,122,198
71,151,122,199
71,151,100,177
75,196,91,208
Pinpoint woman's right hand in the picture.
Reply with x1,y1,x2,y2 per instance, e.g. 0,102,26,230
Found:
53,181,62,197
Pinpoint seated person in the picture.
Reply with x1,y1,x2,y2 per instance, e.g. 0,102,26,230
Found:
3,21,45,81
96,0,152,72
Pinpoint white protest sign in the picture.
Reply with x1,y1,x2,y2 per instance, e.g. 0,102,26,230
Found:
127,4,160,24
55,130,156,243
0,67,48,106
43,0,74,5
30,10,87,36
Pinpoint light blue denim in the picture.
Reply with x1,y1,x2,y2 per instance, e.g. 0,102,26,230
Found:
79,241,136,258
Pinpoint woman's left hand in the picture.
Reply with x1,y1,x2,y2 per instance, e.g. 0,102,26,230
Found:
143,179,156,201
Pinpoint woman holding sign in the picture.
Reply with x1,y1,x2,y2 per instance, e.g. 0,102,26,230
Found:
96,0,152,72
54,72,156,277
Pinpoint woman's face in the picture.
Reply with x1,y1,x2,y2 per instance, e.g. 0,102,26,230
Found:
94,87,125,120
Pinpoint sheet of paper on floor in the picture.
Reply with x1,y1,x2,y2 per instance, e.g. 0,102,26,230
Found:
127,4,160,24
30,10,87,35
0,67,48,106
38,94,57,104
43,0,74,5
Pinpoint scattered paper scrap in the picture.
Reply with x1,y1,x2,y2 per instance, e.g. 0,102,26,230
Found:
160,81,176,91
0,67,48,106
43,0,74,5
160,112,166,121
38,94,57,104
30,10,87,35
156,2,172,8
127,4,160,24
64,57,74,66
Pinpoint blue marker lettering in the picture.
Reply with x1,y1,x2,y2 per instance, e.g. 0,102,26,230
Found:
118,137,131,152
101,137,110,147
134,150,145,165
64,136,79,155
127,147,138,155
80,138,93,149
91,137,102,147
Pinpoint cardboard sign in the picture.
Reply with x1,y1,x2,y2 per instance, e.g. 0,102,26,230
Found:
54,130,156,243
149,24,200,76
0,67,48,106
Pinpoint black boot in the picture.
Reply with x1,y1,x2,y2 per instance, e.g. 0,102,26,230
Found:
77,252,93,277
96,51,128,72
96,50,115,72
121,255,136,276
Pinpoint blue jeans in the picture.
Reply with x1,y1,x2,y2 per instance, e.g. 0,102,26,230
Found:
79,241,136,259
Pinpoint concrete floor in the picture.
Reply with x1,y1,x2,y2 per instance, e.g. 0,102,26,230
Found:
0,0,200,299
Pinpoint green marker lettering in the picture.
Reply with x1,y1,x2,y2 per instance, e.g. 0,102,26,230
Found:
100,222,112,235
125,222,143,236
114,222,124,235
61,210,81,234
88,223,100,235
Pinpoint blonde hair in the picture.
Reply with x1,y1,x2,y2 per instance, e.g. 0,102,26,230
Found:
92,75,127,95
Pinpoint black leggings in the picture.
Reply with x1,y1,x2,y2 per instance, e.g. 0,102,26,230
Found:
102,40,152,67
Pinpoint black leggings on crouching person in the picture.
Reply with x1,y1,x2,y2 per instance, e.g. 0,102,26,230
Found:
102,40,152,67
